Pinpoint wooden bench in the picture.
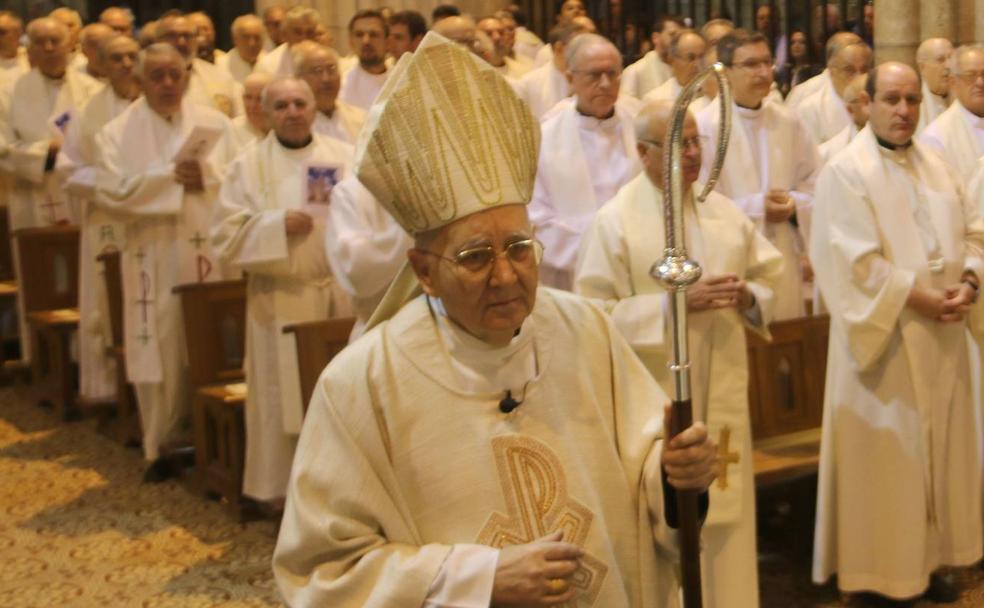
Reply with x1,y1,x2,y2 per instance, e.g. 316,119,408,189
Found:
14,225,80,418
747,315,830,487
96,250,140,445
0,208,20,373
282,317,355,414
173,279,248,518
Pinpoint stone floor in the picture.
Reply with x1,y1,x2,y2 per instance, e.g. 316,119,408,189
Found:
2,381,983,607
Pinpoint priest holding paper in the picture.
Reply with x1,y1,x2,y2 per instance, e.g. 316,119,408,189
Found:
697,30,820,320
94,43,238,481
812,62,984,603
575,101,783,608
213,77,352,504
274,32,718,608
530,34,641,290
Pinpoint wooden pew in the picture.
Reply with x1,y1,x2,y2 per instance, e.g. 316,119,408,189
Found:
747,315,830,488
14,225,80,418
172,279,248,518
282,317,355,414
96,250,140,445
0,207,19,372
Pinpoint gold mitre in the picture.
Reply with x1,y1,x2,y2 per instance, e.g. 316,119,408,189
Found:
354,31,540,234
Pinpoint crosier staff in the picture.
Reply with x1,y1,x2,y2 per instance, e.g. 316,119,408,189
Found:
650,62,732,608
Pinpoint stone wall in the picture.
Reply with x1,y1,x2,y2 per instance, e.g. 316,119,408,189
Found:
875,0,982,65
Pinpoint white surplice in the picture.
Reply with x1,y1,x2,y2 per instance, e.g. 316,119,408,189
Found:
785,68,829,110
920,100,984,182
818,122,859,164
187,57,243,118
338,64,388,110
513,26,544,62
575,174,784,608
530,100,641,290
0,51,28,84
274,287,686,608
56,84,133,402
917,80,948,136
697,99,820,319
94,96,238,460
311,101,366,145
513,62,570,121
216,47,262,84
230,114,267,148
796,78,850,144
620,50,671,100
325,175,411,338
212,132,354,501
642,76,709,113
254,42,294,77
811,125,984,598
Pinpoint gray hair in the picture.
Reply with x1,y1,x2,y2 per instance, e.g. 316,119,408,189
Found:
26,17,68,42
291,40,338,75
135,42,184,77
951,44,984,76
285,6,320,28
669,28,703,58
916,37,954,64
564,33,617,72
231,14,263,36
261,76,315,114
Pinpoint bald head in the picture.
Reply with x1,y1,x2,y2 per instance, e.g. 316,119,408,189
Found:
100,7,134,37
101,35,140,99
263,77,317,144
867,62,921,145
28,18,69,78
565,32,617,71
843,73,870,128
243,72,273,133
635,100,701,188
80,23,115,77
138,43,189,116
825,31,862,64
917,38,954,97
830,42,871,96
232,14,265,64
433,15,478,51
952,45,984,116
264,6,287,46
293,41,341,113
284,7,320,46
49,7,81,50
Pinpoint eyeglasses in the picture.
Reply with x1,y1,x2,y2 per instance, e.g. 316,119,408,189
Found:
732,58,772,72
300,64,338,76
571,68,621,84
639,137,702,150
419,238,544,276
958,71,984,84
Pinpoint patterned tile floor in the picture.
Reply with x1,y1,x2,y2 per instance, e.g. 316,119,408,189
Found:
2,382,984,607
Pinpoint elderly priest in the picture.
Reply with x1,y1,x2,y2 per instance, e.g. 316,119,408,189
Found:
273,32,718,608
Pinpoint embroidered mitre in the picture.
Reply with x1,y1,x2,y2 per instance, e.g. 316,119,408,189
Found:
354,31,540,234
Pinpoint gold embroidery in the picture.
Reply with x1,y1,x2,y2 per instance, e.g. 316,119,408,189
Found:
716,426,740,490
477,435,608,606
212,94,234,117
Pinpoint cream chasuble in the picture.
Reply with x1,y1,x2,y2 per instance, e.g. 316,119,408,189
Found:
497,56,531,80
514,26,544,62
212,132,354,501
811,126,984,598
785,68,829,110
230,114,267,147
274,288,684,608
187,57,243,118
325,175,410,338
255,42,295,76
697,99,820,319
575,174,783,608
619,50,671,100
920,100,984,182
216,47,262,84
513,62,570,121
0,52,28,84
796,78,850,144
338,64,388,110
94,97,238,460
311,101,366,146
1,68,100,230
818,122,859,164
642,76,709,113
56,84,133,402
917,80,948,136
530,100,641,290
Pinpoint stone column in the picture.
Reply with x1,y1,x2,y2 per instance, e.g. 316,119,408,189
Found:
922,0,957,42
874,0,919,65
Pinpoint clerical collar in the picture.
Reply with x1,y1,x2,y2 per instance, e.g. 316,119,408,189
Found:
575,105,616,121
41,71,65,83
875,134,912,151
276,134,313,149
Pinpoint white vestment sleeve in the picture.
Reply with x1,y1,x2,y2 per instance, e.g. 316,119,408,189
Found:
93,129,183,216
730,192,766,220
741,225,785,337
423,544,498,607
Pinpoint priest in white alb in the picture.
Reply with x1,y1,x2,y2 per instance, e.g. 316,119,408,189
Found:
530,34,641,290
575,101,783,608
0,11,28,83
921,45,984,182
915,37,953,135
255,7,319,77
697,30,820,320
231,72,272,146
812,62,984,604
643,28,708,112
294,41,365,146
818,74,869,163
57,34,141,405
217,14,265,84
338,10,389,110
796,40,871,145
619,16,680,100
94,43,239,481
212,77,353,504
156,14,242,118
784,31,861,109
274,32,718,608
512,22,586,120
